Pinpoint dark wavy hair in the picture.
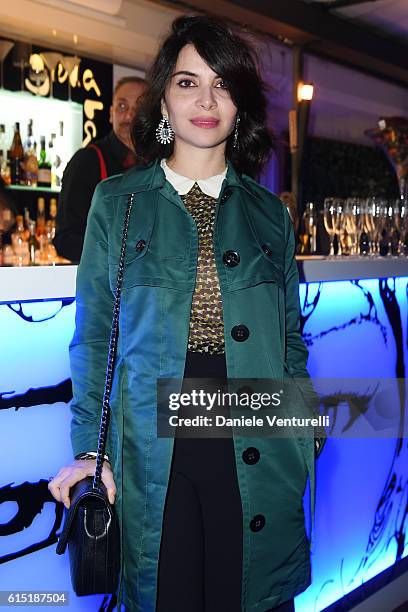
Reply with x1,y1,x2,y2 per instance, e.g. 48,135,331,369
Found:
131,15,274,178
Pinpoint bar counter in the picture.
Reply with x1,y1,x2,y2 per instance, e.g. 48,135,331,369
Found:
0,258,407,612
2,256,408,303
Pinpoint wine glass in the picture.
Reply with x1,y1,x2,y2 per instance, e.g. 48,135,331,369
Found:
323,198,340,257
61,55,81,100
0,40,14,89
41,52,63,97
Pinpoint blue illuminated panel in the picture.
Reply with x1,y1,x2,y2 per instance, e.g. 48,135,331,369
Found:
296,277,408,611
0,299,108,610
0,277,407,611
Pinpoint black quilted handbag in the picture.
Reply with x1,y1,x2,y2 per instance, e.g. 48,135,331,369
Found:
55,194,135,595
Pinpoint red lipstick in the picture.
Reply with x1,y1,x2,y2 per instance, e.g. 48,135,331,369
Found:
190,117,220,128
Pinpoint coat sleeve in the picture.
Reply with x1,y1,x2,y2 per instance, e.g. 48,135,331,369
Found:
283,204,327,458
69,181,114,459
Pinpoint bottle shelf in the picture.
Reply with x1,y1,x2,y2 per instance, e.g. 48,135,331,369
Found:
5,184,61,194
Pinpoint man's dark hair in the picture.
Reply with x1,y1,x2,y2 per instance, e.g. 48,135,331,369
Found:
131,15,274,177
114,76,147,97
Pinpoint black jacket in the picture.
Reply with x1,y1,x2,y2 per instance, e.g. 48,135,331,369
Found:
54,131,132,262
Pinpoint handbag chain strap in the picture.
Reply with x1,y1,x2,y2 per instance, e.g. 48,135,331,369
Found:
93,193,135,490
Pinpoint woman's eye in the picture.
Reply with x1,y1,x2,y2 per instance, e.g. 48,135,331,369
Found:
216,80,228,89
177,79,196,87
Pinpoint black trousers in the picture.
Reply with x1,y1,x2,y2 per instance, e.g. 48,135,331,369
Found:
155,351,295,612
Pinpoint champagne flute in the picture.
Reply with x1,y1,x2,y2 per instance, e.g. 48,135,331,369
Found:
391,198,403,256
384,201,398,257
344,198,358,256
376,202,390,256
334,199,344,256
355,198,369,255
364,198,377,256
399,201,408,256
323,198,340,257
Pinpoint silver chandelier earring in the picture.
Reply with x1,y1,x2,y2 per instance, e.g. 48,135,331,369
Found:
233,115,240,148
156,115,174,144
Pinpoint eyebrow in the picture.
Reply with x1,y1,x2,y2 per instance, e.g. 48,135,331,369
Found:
172,70,222,79
172,71,199,78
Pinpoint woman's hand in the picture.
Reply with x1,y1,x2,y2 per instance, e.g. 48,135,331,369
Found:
48,459,116,509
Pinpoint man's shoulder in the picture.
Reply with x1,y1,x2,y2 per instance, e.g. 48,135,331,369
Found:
66,143,101,169
68,133,111,163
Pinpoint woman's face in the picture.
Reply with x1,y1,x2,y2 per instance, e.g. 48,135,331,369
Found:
162,44,238,152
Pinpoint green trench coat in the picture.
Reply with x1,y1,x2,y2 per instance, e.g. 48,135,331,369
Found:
69,159,325,611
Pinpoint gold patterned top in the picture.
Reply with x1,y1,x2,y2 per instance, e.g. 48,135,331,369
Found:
181,182,225,355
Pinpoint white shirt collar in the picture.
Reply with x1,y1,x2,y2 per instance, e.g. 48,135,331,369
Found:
160,158,227,198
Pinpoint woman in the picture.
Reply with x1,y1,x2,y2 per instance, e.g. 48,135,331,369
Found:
49,15,325,612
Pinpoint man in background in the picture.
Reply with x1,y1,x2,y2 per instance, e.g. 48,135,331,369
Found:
54,76,146,262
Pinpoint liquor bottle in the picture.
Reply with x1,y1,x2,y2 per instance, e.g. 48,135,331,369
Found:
1,151,11,185
0,207,13,266
11,214,30,266
0,149,6,181
10,123,25,185
54,121,65,187
49,197,57,239
24,120,38,187
300,202,318,255
28,220,39,264
0,124,7,185
23,207,31,241
0,124,6,155
37,136,52,188
36,197,46,241
48,134,57,187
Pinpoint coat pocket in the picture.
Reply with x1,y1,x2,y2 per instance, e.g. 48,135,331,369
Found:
108,243,190,293
227,253,285,292
108,222,155,292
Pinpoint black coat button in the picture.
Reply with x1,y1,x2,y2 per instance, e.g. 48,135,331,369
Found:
220,188,232,203
223,250,240,267
250,514,265,532
242,447,260,465
231,325,249,342
261,244,273,257
135,239,146,252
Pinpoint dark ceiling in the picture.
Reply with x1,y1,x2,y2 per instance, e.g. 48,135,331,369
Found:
165,0,408,87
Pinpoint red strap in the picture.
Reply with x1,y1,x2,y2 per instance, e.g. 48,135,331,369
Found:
88,144,108,180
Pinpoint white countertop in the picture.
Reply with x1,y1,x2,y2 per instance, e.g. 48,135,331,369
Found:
1,258,408,303
0,265,77,304
297,256,408,283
